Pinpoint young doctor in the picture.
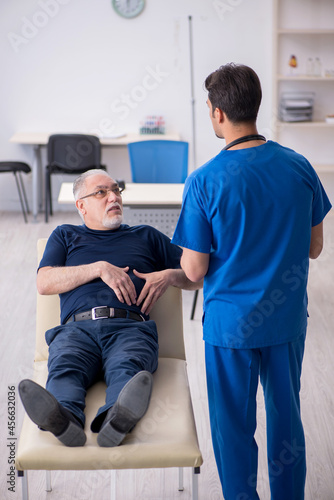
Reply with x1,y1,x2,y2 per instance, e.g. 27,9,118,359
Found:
172,63,331,500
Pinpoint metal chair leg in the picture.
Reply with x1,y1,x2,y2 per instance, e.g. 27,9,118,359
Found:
45,170,51,222
110,469,117,500
18,171,30,214
192,467,200,500
18,470,29,500
13,172,28,223
48,174,53,216
190,290,199,320
178,467,184,491
45,470,52,492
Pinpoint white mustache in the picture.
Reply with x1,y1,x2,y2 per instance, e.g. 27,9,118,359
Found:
107,202,122,213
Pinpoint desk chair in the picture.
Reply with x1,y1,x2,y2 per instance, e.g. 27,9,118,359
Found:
127,140,199,318
45,134,105,222
16,239,203,500
0,161,31,222
127,140,188,183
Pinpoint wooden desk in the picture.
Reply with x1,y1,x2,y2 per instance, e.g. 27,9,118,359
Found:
10,132,180,222
58,182,184,237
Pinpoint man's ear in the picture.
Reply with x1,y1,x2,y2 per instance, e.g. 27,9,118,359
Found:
76,199,86,217
215,107,225,124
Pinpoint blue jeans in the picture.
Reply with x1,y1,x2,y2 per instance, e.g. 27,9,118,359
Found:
205,334,306,500
45,318,159,431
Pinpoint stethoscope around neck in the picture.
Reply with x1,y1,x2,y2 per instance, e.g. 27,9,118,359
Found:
223,134,266,151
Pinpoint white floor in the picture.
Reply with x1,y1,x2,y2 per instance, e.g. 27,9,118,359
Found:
0,210,333,499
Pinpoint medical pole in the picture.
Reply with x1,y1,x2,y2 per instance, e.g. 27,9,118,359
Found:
188,15,197,172
188,15,200,320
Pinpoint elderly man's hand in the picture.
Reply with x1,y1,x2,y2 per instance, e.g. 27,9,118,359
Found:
133,269,171,314
99,262,137,306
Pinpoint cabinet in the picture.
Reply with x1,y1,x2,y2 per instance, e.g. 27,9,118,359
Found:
272,0,334,173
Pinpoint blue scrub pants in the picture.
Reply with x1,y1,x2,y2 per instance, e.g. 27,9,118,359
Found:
45,318,159,432
205,334,306,500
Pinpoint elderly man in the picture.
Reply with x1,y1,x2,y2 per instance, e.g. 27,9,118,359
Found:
19,169,200,448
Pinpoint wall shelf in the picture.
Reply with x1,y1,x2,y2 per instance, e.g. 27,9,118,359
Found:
277,75,334,81
278,29,334,35
314,165,334,173
277,121,334,128
272,0,334,171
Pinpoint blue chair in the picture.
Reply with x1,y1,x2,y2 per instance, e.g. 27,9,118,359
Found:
127,140,188,183
127,139,197,318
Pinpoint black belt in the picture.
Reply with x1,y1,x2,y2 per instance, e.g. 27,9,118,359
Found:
66,306,145,323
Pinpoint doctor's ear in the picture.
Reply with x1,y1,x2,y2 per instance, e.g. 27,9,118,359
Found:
214,107,225,123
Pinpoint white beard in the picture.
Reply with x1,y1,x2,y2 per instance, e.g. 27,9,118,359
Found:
102,202,123,229
102,213,123,229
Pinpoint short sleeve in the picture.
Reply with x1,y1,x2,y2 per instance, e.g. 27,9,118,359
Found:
149,227,182,270
38,227,68,270
172,175,212,253
311,172,332,227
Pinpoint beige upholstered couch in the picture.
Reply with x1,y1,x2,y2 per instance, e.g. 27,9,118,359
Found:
16,239,203,499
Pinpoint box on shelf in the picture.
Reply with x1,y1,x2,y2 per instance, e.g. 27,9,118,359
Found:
279,92,315,122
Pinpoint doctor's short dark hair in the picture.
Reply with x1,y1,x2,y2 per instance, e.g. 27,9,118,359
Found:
205,63,262,124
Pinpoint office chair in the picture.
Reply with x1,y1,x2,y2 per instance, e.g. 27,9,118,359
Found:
127,139,198,316
127,140,188,183
16,239,203,500
45,134,105,222
0,161,31,222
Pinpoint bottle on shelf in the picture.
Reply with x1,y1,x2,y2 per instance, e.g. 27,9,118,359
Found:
306,58,314,76
288,54,298,76
314,57,322,77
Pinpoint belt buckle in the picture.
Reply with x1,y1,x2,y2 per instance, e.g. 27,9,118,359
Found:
92,306,111,320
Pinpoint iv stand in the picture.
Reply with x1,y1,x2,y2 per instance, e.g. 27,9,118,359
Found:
188,15,197,172
188,15,200,320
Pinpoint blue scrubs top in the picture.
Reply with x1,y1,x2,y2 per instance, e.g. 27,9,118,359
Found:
39,224,182,324
172,141,331,348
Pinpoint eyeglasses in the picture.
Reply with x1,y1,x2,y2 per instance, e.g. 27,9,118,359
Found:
79,186,124,200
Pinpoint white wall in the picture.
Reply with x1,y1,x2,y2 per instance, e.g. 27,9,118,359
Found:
0,0,274,212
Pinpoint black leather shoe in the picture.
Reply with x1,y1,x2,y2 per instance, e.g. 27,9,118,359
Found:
97,371,153,447
18,379,86,447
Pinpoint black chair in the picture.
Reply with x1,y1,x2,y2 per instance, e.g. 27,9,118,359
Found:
0,161,31,223
45,134,105,222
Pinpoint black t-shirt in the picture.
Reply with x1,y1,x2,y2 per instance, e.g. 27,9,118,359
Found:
39,224,182,324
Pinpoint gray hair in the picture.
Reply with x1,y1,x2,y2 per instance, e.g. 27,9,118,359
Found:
73,169,112,201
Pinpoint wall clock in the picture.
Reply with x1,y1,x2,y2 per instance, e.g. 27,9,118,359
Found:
112,0,145,19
